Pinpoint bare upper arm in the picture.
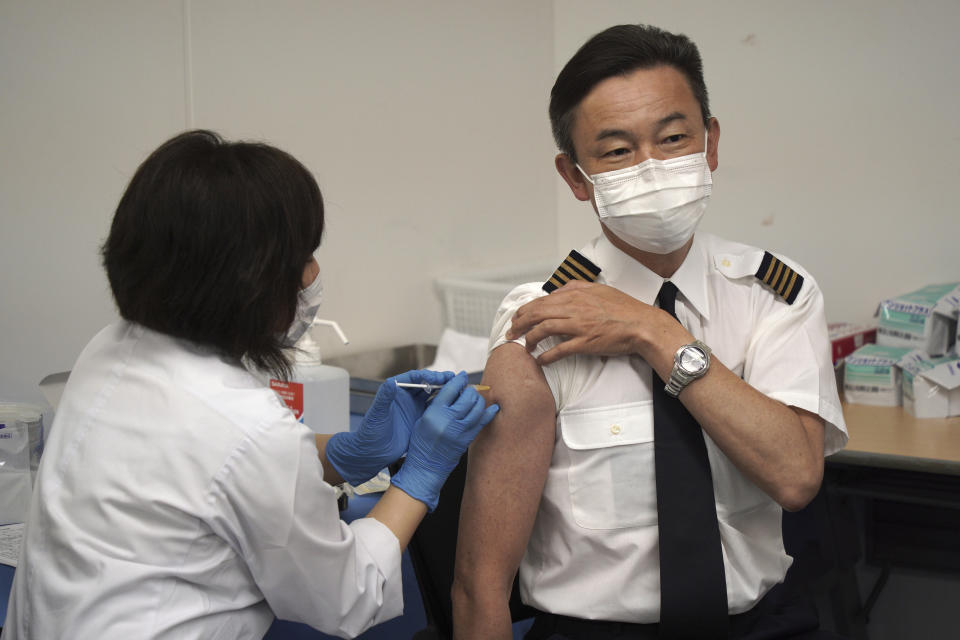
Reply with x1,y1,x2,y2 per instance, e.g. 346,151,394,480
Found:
454,342,557,595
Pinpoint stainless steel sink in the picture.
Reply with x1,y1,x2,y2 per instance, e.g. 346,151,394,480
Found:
326,344,438,382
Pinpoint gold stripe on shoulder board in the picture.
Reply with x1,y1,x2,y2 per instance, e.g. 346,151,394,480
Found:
543,249,602,293
754,251,804,304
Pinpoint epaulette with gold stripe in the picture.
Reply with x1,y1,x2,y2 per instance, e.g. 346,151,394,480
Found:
755,251,803,304
543,250,601,293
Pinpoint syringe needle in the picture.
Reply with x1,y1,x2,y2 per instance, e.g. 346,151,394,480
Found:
396,382,490,392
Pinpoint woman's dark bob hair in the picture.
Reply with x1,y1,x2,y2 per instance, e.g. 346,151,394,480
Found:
102,129,324,379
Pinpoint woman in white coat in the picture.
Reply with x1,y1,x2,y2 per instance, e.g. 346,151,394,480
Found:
2,130,497,639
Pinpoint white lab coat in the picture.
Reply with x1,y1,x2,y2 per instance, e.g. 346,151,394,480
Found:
2,322,402,639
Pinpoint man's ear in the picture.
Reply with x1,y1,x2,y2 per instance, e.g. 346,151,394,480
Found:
555,153,592,202
706,117,720,172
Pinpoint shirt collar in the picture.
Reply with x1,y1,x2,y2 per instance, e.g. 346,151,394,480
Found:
582,233,712,321
669,233,711,321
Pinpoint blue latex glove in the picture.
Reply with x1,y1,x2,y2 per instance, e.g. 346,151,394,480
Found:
392,372,499,511
326,369,454,486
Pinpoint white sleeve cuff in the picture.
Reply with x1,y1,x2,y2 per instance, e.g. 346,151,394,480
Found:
765,390,848,457
339,517,404,635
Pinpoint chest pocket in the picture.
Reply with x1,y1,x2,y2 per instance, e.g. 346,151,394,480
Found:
559,401,657,530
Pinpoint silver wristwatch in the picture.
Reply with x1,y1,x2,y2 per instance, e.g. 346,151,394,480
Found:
664,340,711,397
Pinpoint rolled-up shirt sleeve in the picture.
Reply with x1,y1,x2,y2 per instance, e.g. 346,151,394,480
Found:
743,272,848,456
206,419,402,638
489,283,546,353
489,282,588,411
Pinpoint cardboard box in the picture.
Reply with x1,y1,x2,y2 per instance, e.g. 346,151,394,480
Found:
876,283,959,356
932,284,960,355
899,350,960,418
829,323,877,364
844,344,913,406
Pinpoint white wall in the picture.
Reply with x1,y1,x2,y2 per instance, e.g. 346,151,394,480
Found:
555,0,960,325
0,0,557,407
1,1,188,405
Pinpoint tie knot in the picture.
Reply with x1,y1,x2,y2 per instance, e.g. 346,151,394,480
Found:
658,281,679,320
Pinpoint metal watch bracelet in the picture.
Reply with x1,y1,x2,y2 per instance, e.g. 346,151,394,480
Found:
664,340,711,398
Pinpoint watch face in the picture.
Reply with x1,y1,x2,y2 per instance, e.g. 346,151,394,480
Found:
679,346,707,374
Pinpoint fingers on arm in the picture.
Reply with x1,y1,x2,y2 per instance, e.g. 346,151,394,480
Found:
508,296,571,337
460,393,495,437
536,338,579,366
434,371,469,405
449,385,481,418
522,318,581,355
479,403,500,428
506,297,551,339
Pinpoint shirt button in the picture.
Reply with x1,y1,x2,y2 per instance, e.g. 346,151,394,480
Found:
610,424,622,435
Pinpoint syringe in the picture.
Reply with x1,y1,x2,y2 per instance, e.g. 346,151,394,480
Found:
396,383,490,393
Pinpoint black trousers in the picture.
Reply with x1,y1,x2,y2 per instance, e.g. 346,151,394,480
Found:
524,579,847,640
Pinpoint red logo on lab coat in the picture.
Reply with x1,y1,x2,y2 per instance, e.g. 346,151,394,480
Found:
270,379,304,420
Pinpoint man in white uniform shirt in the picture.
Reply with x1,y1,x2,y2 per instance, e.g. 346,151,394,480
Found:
452,24,847,640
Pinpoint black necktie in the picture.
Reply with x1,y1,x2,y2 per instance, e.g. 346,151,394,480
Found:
653,281,728,638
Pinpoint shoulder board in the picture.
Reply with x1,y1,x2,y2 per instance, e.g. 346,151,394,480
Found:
755,251,804,304
543,250,601,293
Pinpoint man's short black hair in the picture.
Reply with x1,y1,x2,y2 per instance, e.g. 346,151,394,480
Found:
549,24,710,161
102,129,324,379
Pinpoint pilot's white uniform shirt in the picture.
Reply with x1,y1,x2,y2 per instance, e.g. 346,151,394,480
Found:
4,322,402,640
490,232,847,623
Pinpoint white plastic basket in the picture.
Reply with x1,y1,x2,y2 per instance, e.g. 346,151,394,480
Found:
435,263,553,337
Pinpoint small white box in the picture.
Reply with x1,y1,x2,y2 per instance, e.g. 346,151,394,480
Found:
932,284,960,356
844,344,913,406
899,350,960,418
828,322,877,364
876,283,959,356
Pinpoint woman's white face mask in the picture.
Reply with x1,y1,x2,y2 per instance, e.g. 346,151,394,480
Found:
577,132,712,254
283,269,323,346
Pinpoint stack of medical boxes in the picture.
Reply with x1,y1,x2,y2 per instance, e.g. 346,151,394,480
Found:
829,323,877,365
844,283,960,417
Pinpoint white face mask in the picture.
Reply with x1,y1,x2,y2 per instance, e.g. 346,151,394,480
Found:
577,133,712,254
283,270,324,346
